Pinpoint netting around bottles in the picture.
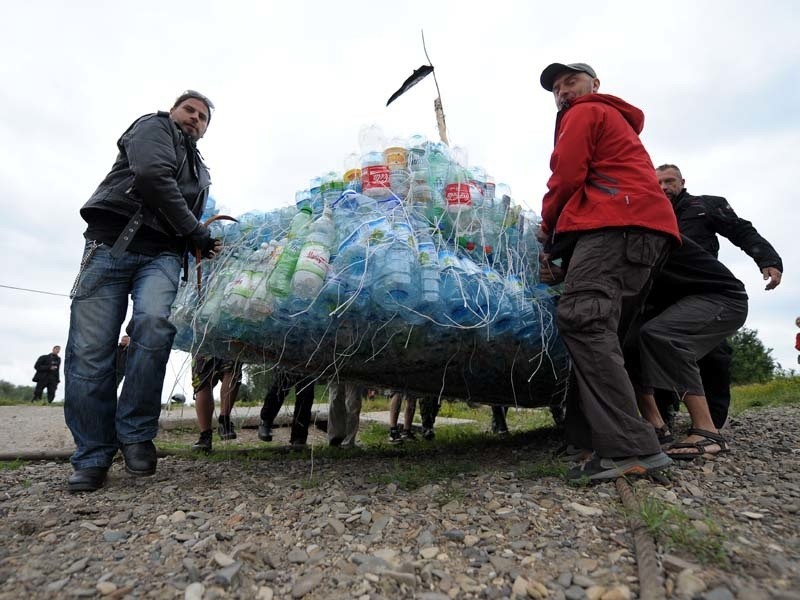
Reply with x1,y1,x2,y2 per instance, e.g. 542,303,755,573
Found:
170,136,569,408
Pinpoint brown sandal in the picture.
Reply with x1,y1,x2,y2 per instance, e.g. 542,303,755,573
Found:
667,428,729,461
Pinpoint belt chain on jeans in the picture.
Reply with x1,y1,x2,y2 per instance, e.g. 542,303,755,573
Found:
69,240,101,299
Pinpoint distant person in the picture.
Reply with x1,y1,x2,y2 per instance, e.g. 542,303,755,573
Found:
419,396,439,441
327,382,363,447
191,355,243,452
115,335,130,387
490,406,509,436
795,317,800,365
32,345,61,403
64,90,220,493
388,392,416,443
258,370,316,449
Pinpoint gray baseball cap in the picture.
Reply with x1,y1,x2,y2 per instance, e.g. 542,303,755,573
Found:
540,62,597,92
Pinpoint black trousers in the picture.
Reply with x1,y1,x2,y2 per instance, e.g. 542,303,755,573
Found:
33,379,58,402
419,396,439,429
655,338,733,429
260,371,316,444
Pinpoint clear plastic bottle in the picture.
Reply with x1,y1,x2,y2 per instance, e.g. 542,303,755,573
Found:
506,275,540,342
246,241,283,320
438,249,484,327
415,228,441,317
359,124,392,201
198,251,238,326
288,205,313,239
371,221,420,315
482,265,515,338
343,153,362,193
292,207,335,300
200,195,218,223
268,238,303,298
224,243,272,318
321,171,344,208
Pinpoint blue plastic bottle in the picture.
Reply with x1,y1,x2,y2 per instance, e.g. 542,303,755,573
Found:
415,229,441,319
372,221,420,317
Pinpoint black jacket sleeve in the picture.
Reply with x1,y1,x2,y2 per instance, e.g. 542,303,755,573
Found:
703,196,783,272
123,115,201,236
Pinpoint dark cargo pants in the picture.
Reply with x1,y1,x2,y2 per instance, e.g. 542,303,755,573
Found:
558,229,668,458
638,294,747,398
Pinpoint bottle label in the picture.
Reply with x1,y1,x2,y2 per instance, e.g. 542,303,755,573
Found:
362,165,390,191
418,241,437,267
294,243,331,279
438,249,458,269
383,147,407,169
445,183,472,208
343,168,361,183
482,267,501,284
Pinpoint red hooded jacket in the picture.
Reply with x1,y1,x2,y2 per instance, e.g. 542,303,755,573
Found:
541,93,680,244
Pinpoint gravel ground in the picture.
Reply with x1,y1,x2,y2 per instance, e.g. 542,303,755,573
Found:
1,405,799,599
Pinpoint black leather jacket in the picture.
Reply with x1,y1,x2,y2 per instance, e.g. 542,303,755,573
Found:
672,189,782,272
81,112,211,244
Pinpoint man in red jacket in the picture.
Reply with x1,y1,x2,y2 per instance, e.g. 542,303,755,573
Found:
538,62,681,481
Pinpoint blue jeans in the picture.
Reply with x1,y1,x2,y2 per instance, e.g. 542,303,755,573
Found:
64,241,182,470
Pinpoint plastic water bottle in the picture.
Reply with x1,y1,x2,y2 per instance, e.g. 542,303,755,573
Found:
343,153,362,193
288,205,313,239
506,275,540,342
245,241,283,320
223,243,272,317
415,229,441,317
359,124,392,201
268,238,303,298
197,251,238,324
482,266,515,338
438,249,486,326
372,220,421,316
200,195,218,223
292,207,335,299
321,172,344,208
309,176,324,216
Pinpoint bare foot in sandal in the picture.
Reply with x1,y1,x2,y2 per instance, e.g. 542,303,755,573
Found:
667,428,729,460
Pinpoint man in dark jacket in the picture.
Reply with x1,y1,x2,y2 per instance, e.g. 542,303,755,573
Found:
64,91,221,492
654,164,783,428
627,236,748,459
32,346,61,402
538,62,681,482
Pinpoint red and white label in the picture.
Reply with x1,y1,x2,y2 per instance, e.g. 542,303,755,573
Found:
445,183,472,207
362,165,390,190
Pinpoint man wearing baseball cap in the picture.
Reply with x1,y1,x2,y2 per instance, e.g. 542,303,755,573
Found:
537,62,681,481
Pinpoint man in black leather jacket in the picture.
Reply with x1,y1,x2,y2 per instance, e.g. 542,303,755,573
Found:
64,91,221,492
654,164,783,429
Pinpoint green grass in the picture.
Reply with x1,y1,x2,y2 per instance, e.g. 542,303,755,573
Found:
730,376,800,414
634,494,728,566
516,459,568,480
0,459,26,471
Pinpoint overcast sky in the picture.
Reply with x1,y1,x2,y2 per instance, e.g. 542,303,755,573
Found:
1,0,797,402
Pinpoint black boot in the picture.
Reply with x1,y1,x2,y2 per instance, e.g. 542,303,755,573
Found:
192,430,213,452
258,420,273,442
121,441,157,476
218,415,237,440
68,467,108,493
